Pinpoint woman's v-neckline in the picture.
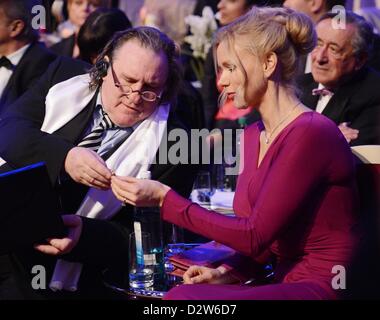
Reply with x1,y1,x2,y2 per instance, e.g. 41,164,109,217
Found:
255,112,312,170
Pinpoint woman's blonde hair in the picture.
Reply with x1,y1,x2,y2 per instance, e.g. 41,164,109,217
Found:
214,6,316,92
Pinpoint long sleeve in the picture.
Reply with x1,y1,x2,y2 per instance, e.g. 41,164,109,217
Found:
0,57,90,183
161,115,352,258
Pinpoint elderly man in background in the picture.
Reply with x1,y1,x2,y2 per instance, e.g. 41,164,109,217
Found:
284,0,380,72
298,11,380,145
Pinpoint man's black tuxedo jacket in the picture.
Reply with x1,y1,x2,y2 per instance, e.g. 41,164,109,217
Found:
0,42,57,115
0,57,199,298
298,67,380,146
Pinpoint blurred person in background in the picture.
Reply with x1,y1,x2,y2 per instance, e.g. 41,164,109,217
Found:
118,0,144,27
77,7,131,64
0,0,56,115
283,0,380,72
139,0,197,46
50,0,111,58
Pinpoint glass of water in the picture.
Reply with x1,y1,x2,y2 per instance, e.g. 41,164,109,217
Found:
193,171,215,204
129,231,154,289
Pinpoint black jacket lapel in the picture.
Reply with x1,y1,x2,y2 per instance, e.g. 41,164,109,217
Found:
321,69,368,124
321,90,349,124
54,90,98,143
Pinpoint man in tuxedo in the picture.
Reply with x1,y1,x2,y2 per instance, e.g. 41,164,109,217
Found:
283,0,346,73
298,11,380,146
283,0,380,73
0,0,57,115
0,27,198,299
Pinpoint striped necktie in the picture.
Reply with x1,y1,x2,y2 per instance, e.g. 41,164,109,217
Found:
78,109,116,152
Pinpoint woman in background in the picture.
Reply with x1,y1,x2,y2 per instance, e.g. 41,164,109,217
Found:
77,7,131,64
51,0,111,58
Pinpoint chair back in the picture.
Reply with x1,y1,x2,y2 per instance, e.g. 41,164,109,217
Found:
351,145,380,164
351,145,380,220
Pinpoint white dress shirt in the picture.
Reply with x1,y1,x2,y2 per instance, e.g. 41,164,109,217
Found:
315,84,334,114
0,44,30,98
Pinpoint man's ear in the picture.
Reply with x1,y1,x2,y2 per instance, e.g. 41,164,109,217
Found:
309,0,325,14
95,56,110,79
9,19,25,39
263,52,277,79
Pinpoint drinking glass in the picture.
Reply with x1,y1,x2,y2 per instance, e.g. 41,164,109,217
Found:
129,231,154,289
193,171,215,204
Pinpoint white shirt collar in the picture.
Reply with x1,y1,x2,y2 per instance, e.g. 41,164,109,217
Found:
315,83,334,114
6,44,31,67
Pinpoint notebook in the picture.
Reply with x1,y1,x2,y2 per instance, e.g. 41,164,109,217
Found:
0,162,66,254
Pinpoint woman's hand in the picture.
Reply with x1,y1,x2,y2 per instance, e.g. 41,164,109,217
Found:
111,175,171,207
34,215,82,255
183,265,237,285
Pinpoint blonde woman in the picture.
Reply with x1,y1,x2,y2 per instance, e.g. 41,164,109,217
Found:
110,7,359,300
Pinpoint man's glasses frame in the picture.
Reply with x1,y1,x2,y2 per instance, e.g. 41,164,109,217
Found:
110,62,162,102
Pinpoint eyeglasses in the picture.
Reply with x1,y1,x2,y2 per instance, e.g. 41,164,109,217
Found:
110,63,162,102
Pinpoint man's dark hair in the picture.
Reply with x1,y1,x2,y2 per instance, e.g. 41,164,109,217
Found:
89,26,182,104
0,0,40,42
77,8,132,64
319,11,374,60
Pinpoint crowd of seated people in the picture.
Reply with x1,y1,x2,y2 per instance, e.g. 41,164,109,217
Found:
0,0,379,300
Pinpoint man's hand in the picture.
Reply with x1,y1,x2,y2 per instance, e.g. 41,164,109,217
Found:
338,122,359,143
34,215,82,256
64,147,112,189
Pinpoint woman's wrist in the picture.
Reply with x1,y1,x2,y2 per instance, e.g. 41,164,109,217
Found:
216,265,241,284
158,184,171,207
216,265,229,275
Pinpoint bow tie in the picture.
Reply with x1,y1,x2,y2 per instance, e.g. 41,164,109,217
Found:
312,88,334,97
0,56,14,70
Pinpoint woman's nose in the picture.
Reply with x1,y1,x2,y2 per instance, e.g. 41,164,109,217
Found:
217,70,229,88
